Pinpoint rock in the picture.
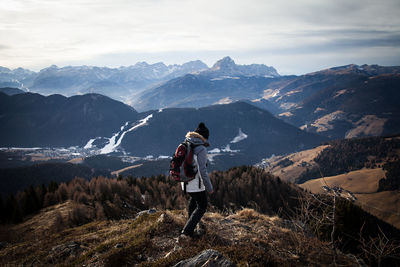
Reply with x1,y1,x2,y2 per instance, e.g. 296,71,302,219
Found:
148,208,157,214
50,241,82,260
195,222,206,236
0,241,8,249
221,218,233,224
135,208,157,219
173,249,236,267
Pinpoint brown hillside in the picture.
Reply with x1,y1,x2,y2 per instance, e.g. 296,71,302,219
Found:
299,168,385,194
0,204,360,267
356,191,400,230
299,168,400,229
265,145,329,183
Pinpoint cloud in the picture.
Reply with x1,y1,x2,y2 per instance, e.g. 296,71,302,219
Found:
0,0,399,73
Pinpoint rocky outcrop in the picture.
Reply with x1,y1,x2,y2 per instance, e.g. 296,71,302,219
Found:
49,241,82,261
173,249,236,267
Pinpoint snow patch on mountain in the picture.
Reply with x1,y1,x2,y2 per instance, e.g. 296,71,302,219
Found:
230,128,248,143
100,114,153,154
222,144,239,153
263,89,280,100
84,138,98,149
215,97,233,105
209,148,221,154
210,76,240,81
207,129,248,162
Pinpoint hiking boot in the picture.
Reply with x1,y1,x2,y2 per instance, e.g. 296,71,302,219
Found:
177,231,202,244
177,233,192,244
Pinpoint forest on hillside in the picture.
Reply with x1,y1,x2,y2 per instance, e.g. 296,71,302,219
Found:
0,166,300,224
379,160,400,191
0,162,110,197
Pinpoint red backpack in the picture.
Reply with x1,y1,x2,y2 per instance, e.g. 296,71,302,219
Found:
169,141,198,182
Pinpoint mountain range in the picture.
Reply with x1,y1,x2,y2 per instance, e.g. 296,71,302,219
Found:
0,92,325,170
270,64,400,139
0,92,138,147
134,62,400,139
1,58,400,166
0,57,278,103
1,59,400,267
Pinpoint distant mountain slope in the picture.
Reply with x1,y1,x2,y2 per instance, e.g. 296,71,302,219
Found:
264,135,400,184
273,65,400,138
0,61,209,101
0,87,26,96
263,135,400,229
119,101,327,168
0,93,138,147
0,67,36,89
0,162,110,196
201,56,279,78
135,63,400,139
0,92,326,171
132,57,282,111
133,74,287,111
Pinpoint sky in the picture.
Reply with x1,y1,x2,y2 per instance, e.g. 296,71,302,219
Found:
1,0,399,75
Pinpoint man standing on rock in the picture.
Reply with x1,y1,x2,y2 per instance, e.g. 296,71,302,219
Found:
180,122,213,240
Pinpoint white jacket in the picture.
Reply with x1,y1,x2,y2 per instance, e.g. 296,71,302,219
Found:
181,154,206,192
180,132,213,193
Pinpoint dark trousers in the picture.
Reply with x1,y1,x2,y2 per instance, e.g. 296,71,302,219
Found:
182,191,207,236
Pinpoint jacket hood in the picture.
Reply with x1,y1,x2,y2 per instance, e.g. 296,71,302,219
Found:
185,132,210,146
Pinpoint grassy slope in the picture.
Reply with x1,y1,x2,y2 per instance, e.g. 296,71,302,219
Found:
356,191,400,230
266,138,400,230
299,168,385,194
299,168,400,229
0,203,359,267
266,145,329,183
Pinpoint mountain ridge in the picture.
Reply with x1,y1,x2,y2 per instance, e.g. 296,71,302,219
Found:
0,92,138,147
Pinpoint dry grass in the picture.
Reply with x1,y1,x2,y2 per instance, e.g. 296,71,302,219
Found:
345,115,388,138
266,145,329,183
311,111,346,133
300,168,385,194
111,163,143,177
299,168,400,229
356,191,400,230
0,205,361,267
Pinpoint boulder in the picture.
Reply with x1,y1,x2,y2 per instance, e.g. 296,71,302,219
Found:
173,249,236,267
49,241,82,260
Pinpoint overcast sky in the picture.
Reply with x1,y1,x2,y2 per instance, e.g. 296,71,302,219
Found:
1,0,399,74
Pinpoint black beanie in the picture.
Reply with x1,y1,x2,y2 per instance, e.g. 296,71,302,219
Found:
195,122,209,140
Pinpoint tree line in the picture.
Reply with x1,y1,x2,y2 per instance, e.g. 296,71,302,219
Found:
0,166,301,225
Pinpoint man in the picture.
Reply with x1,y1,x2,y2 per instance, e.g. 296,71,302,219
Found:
180,122,213,239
